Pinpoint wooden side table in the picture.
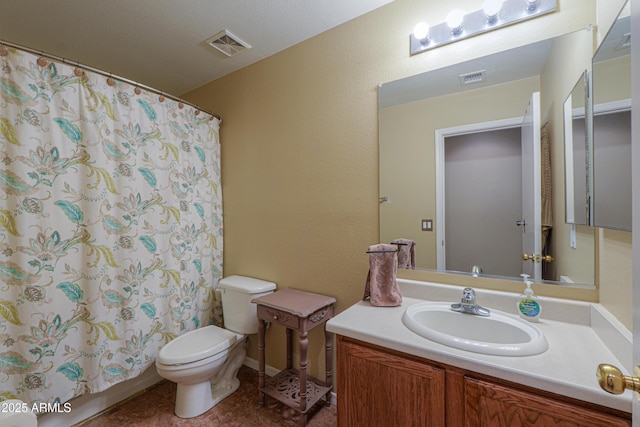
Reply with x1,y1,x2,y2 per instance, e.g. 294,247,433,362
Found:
253,288,336,427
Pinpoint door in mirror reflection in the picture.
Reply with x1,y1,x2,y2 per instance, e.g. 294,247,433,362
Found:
444,128,523,277
438,93,542,280
521,92,542,280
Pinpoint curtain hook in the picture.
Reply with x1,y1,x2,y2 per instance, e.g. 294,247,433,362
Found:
0,44,8,57
37,53,48,67
107,75,115,86
159,93,165,102
134,86,141,95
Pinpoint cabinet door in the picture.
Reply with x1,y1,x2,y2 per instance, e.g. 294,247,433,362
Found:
464,377,630,427
337,337,445,427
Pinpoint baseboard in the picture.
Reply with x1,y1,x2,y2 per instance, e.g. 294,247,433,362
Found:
243,357,337,406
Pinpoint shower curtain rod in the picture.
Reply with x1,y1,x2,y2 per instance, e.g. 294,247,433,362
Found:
0,39,221,121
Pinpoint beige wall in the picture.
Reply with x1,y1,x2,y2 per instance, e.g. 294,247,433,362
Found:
183,0,619,377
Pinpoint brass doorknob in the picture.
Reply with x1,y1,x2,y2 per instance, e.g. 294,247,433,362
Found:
522,254,554,263
596,364,640,394
522,253,535,261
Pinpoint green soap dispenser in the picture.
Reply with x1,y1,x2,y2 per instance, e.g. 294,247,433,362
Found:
517,274,541,322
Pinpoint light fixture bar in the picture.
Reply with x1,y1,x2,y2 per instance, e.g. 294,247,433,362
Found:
410,0,556,56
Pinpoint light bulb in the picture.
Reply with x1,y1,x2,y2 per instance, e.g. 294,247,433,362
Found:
526,0,540,12
483,0,503,21
413,22,430,41
446,9,465,35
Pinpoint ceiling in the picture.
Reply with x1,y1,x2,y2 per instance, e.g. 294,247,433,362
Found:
0,0,393,96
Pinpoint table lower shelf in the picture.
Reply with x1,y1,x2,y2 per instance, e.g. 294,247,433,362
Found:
260,368,331,413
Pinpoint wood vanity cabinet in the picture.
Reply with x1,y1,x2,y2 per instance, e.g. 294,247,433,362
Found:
337,336,445,425
336,336,631,427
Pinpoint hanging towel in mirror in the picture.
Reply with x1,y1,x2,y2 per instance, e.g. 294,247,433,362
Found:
391,238,416,269
363,244,402,307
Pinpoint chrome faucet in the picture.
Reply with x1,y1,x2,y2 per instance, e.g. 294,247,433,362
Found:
451,287,490,316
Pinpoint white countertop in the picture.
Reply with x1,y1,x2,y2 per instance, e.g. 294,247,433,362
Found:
326,279,632,413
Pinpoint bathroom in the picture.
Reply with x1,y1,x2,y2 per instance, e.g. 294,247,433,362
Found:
0,0,637,425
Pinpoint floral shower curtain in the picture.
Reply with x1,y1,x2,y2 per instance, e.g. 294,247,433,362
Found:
0,47,223,406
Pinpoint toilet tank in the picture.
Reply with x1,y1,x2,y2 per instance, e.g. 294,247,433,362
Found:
218,275,276,334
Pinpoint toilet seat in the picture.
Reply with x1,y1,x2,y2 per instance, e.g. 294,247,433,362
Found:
157,325,238,366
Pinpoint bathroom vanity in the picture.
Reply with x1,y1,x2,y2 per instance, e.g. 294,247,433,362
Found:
326,279,632,426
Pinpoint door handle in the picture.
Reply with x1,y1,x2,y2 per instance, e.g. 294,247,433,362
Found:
522,254,554,263
596,364,640,394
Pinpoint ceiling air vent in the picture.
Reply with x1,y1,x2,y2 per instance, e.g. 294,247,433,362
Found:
459,70,486,86
206,30,251,57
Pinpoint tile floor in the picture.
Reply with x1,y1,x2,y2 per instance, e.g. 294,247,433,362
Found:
78,365,336,426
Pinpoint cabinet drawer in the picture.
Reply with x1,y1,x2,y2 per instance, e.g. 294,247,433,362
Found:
257,306,299,329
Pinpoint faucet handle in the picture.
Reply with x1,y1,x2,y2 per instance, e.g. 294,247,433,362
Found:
462,287,476,303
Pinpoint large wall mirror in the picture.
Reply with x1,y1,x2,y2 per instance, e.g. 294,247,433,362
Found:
379,28,595,287
592,2,631,231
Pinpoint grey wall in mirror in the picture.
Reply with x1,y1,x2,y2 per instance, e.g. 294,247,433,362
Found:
378,28,596,287
563,71,591,226
592,3,631,231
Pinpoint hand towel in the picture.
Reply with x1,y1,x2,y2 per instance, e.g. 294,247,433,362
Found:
363,244,402,307
391,238,416,270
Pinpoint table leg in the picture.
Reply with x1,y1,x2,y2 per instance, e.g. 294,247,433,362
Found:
258,318,266,406
286,328,293,370
298,331,308,426
325,329,334,406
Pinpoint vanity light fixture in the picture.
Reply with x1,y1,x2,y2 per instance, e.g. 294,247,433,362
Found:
410,0,556,56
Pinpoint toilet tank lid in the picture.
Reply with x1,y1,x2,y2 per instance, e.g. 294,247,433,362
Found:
218,275,276,293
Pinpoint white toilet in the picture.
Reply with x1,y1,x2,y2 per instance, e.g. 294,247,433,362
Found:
156,275,276,418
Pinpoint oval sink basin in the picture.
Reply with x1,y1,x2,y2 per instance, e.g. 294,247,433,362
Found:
402,302,548,356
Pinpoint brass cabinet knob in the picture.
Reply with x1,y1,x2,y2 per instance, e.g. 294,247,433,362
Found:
596,364,640,394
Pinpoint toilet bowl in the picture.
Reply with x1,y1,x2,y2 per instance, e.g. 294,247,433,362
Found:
156,275,276,418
